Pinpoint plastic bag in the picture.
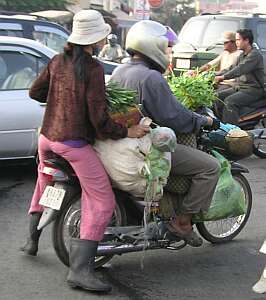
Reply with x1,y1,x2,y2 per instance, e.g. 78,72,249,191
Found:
150,127,177,152
193,150,247,222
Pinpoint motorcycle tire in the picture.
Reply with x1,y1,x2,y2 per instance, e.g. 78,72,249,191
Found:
196,173,252,244
252,118,266,158
52,190,128,268
253,144,266,158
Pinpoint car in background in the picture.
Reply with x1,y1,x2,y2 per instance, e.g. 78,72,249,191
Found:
0,36,118,162
0,14,69,52
173,13,266,83
0,36,55,161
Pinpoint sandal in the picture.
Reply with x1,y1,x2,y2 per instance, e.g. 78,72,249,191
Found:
166,223,203,247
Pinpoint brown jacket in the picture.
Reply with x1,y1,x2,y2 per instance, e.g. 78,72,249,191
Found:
29,53,127,142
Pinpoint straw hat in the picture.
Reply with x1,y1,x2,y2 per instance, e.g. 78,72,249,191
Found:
67,10,111,45
220,31,236,43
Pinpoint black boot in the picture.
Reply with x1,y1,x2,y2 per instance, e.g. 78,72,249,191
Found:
67,238,112,293
20,212,42,256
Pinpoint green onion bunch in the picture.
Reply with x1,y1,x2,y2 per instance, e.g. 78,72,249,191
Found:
106,81,138,113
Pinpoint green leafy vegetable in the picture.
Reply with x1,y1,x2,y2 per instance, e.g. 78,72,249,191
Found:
167,71,217,111
106,81,138,113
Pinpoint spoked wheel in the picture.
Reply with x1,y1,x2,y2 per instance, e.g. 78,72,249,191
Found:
253,118,266,158
196,174,252,243
52,192,127,268
253,138,266,158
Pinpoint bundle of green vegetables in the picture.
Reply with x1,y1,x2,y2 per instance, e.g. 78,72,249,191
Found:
106,81,138,113
167,71,217,111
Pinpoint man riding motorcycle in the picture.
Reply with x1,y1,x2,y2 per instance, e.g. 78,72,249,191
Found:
110,20,220,247
215,29,265,125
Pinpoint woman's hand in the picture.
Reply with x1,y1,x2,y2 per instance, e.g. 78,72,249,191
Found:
127,125,150,138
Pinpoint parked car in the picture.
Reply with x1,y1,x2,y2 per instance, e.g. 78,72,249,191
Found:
172,12,266,82
0,14,69,52
0,36,118,162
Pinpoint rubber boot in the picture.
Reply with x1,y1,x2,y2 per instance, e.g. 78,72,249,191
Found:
20,212,42,256
67,238,112,293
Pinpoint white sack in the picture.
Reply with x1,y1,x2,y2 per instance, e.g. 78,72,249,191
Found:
93,135,152,198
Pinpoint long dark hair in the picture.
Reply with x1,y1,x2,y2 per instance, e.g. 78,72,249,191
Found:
63,43,93,83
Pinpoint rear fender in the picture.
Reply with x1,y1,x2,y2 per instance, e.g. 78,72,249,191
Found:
37,183,80,230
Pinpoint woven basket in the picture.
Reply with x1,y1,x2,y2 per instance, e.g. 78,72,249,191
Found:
164,133,197,195
110,107,141,127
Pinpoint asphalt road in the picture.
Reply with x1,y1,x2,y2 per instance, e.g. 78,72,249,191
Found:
0,156,266,300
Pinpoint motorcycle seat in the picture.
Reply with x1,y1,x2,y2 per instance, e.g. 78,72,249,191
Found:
239,98,266,121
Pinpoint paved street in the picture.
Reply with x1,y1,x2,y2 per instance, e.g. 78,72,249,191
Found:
0,156,266,300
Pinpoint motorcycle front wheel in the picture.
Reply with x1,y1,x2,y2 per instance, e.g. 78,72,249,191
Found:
252,118,266,158
52,191,127,268
196,173,252,243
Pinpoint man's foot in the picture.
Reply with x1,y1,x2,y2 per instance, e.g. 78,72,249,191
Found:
166,223,203,247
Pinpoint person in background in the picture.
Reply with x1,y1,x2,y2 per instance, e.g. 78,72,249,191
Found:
20,10,149,294
215,29,264,124
200,31,241,90
111,20,220,248
188,31,241,90
98,33,124,62
165,26,178,72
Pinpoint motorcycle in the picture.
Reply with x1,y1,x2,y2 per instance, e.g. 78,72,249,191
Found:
237,99,266,158
205,100,266,158
36,127,253,269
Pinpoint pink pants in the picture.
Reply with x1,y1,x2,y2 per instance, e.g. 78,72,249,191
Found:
29,135,116,241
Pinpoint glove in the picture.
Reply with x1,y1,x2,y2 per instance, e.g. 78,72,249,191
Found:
219,122,240,133
210,118,220,131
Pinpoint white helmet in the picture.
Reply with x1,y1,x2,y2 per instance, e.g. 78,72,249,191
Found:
126,20,169,72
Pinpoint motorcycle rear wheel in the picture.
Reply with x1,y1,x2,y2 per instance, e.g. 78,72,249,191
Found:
196,174,252,243
52,191,127,268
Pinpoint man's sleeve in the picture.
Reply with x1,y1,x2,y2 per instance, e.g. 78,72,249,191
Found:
207,53,222,69
223,51,259,80
141,71,208,134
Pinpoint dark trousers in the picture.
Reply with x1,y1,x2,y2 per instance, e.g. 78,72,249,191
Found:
216,87,263,124
171,145,220,214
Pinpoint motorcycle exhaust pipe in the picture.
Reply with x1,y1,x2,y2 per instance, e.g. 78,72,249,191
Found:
96,242,159,256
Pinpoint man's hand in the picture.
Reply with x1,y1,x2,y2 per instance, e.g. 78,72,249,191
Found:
127,125,150,138
215,75,224,83
186,70,197,77
206,116,220,130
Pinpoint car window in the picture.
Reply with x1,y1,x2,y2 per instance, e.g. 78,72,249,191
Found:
178,19,207,47
0,50,47,90
201,20,240,47
0,22,23,37
256,22,266,49
33,25,68,52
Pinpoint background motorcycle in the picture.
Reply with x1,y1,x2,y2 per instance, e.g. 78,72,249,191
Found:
37,128,253,268
237,99,266,158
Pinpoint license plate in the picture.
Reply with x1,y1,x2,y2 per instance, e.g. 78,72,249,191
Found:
176,58,190,69
39,186,65,210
